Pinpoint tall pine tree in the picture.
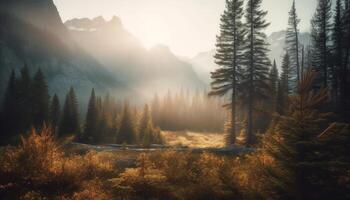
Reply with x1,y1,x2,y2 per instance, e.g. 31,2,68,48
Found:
117,102,137,144
59,87,80,136
18,65,33,133
32,69,50,128
243,0,271,145
311,0,332,88
209,0,245,145
83,88,98,143
49,94,61,134
269,60,279,112
0,70,18,143
285,0,301,85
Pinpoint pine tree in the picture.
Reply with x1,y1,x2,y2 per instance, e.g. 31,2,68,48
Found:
277,53,292,115
83,88,98,143
281,52,292,95
261,70,350,199
242,0,271,145
0,70,18,143
139,104,156,146
49,94,60,134
331,0,344,106
59,87,80,136
311,0,332,88
285,0,301,84
18,65,33,133
209,0,245,145
269,60,279,112
32,69,50,128
117,102,137,144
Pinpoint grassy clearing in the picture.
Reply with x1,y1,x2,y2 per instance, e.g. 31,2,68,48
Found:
162,131,225,148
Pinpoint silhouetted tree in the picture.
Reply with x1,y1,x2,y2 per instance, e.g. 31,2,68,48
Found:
59,87,80,136
49,94,60,134
31,69,50,128
117,102,137,144
311,0,332,88
243,0,271,145
285,0,301,84
83,88,98,143
0,70,18,143
269,60,279,112
209,0,246,145
17,65,33,133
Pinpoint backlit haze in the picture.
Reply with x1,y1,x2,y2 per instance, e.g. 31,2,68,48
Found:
54,0,319,57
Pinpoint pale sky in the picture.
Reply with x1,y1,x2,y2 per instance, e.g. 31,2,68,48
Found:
54,0,321,57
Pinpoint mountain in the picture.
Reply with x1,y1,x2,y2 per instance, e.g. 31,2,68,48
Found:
189,31,311,85
0,0,127,104
65,17,205,97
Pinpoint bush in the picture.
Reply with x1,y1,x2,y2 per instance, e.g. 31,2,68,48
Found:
0,125,115,200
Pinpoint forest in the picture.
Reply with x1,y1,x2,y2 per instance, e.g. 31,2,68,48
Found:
0,0,350,199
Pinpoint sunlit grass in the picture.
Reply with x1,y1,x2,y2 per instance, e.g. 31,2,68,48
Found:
162,131,225,148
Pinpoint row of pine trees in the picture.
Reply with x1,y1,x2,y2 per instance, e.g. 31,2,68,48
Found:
150,90,226,132
0,67,163,145
211,0,350,146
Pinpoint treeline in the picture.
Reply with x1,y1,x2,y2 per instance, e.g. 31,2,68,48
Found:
0,67,163,145
150,90,226,132
211,0,350,146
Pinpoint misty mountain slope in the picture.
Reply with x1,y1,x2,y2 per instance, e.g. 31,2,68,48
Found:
189,31,311,85
65,17,205,96
0,0,129,103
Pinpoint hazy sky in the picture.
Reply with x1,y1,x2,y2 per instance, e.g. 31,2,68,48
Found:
54,0,321,57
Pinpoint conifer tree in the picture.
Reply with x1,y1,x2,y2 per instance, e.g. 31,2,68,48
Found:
281,52,292,95
59,87,80,136
83,88,98,143
331,0,344,105
49,94,60,134
311,0,332,88
32,69,50,128
18,65,33,132
0,70,18,143
285,0,301,84
117,102,137,144
261,70,350,199
209,0,245,145
269,60,279,112
242,0,271,145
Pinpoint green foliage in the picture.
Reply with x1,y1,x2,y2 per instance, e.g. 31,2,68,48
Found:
285,0,301,84
210,0,246,145
49,94,61,134
59,87,80,137
117,102,137,144
252,71,350,199
83,88,99,143
243,0,271,145
32,69,50,128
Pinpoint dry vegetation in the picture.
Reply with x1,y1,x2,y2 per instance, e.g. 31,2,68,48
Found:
0,123,349,199
163,131,225,148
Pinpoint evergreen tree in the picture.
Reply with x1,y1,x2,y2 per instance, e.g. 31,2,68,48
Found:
31,69,50,128
49,94,61,134
281,52,292,95
17,65,33,133
0,70,18,143
117,102,137,144
311,0,333,88
261,70,350,199
285,0,301,84
331,0,344,106
59,87,80,136
242,0,271,145
210,0,245,145
83,88,98,143
277,53,292,115
269,60,279,112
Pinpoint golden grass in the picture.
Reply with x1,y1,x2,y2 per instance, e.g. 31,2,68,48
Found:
162,131,225,148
